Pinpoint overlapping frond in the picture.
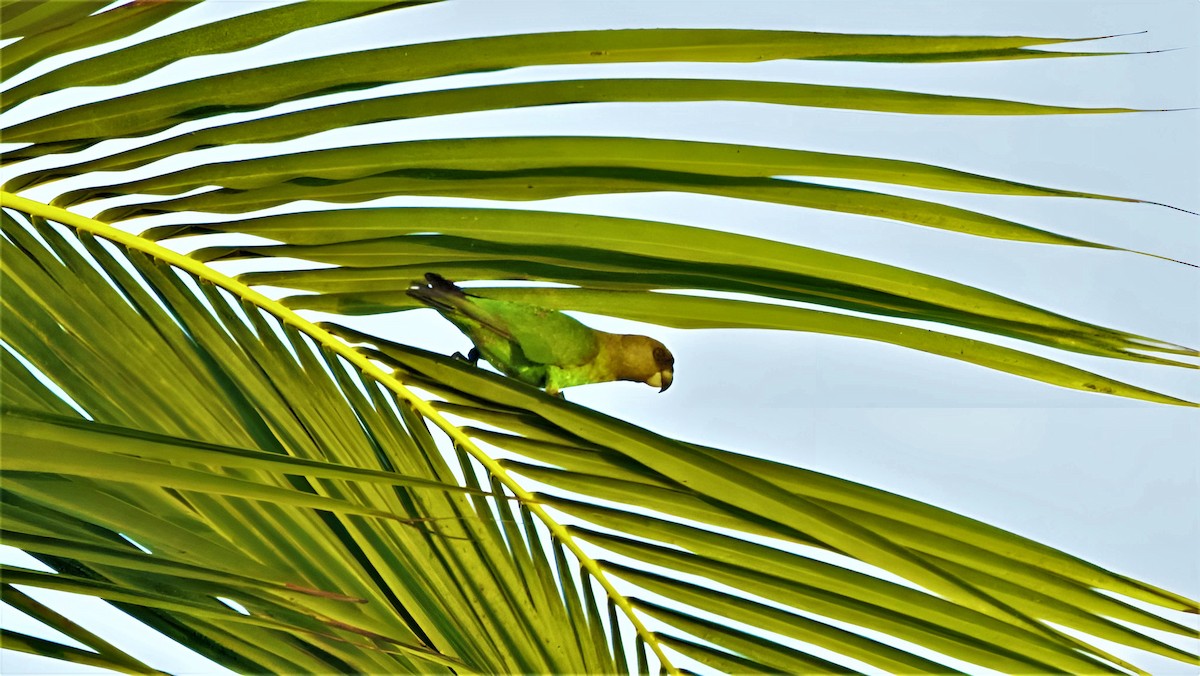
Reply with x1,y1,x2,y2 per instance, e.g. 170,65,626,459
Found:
3,204,1196,673
1,205,650,673
4,2,1193,404
1,1,1196,673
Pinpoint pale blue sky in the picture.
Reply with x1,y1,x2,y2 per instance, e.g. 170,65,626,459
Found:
2,1,1197,674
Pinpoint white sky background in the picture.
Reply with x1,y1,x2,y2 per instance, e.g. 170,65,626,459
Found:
2,0,1198,674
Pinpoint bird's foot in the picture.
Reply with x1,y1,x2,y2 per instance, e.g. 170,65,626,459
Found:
450,348,481,366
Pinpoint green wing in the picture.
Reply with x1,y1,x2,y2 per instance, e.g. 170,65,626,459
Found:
464,296,600,366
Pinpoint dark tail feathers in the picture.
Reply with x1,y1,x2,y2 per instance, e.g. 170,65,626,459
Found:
408,272,468,310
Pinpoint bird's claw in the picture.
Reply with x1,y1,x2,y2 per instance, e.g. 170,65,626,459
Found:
450,348,481,366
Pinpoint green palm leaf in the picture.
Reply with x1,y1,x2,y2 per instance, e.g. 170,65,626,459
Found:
1,1,1195,673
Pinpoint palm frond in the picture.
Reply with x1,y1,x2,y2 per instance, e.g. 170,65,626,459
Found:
2,199,1195,672
1,1,1196,673
1,203,622,673
4,1,1191,403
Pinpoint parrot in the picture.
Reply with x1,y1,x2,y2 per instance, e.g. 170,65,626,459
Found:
407,273,674,397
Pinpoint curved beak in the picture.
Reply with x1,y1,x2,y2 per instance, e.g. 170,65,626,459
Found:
656,368,674,393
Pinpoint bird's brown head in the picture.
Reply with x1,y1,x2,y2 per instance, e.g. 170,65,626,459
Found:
615,335,674,392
